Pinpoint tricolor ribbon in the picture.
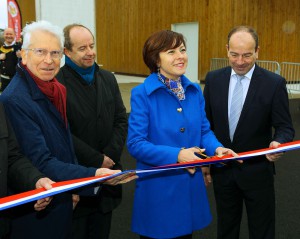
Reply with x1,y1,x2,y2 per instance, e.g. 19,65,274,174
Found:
1,140,300,211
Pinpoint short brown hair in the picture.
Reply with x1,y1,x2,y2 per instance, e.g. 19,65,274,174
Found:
228,26,259,51
63,24,94,51
143,30,186,73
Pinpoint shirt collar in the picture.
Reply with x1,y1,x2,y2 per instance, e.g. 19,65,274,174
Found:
4,40,16,46
231,64,255,80
144,73,197,96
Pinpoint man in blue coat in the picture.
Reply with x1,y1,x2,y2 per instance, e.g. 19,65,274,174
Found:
0,21,135,239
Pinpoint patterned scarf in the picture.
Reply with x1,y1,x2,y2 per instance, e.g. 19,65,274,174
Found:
157,72,185,100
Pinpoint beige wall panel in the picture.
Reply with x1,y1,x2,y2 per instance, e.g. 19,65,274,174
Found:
17,0,36,28
14,0,298,81
17,0,300,80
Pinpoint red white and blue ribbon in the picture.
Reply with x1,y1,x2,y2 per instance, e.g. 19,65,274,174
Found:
1,140,300,211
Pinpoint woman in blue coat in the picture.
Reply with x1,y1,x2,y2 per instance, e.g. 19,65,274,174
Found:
127,30,235,239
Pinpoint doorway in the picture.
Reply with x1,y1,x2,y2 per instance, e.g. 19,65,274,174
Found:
171,22,199,82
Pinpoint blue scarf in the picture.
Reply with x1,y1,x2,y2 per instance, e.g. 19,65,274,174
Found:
65,55,95,85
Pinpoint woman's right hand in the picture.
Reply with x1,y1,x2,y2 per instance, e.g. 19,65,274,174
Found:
177,147,204,174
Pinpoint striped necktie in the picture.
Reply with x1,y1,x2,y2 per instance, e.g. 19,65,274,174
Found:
229,75,244,141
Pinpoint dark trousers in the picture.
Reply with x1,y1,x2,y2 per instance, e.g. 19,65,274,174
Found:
212,165,275,239
140,234,192,239
72,210,112,239
0,218,9,239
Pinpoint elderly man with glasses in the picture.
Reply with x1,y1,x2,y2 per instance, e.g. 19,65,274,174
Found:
0,20,136,239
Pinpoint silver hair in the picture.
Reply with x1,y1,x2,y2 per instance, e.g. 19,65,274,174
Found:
22,20,64,49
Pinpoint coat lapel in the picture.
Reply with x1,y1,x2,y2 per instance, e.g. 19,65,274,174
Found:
221,68,231,132
236,65,261,132
95,70,105,118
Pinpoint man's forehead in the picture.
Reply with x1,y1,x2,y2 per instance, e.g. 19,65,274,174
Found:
29,35,61,49
4,28,15,34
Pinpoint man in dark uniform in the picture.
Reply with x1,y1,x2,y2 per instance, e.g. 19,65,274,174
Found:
0,28,21,91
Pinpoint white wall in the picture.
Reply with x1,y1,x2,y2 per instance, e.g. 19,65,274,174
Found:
0,0,8,29
35,0,96,65
35,0,95,33
172,22,199,83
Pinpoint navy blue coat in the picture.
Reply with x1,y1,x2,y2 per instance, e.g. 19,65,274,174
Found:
127,73,222,238
0,103,45,237
0,64,97,239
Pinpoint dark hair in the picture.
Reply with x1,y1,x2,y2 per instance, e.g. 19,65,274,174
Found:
63,24,94,51
227,26,259,51
143,30,186,73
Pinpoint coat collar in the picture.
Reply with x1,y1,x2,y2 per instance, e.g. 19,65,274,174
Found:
144,73,199,96
16,64,46,100
16,64,66,126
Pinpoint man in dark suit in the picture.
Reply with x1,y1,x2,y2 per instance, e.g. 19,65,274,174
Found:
57,24,128,239
203,26,294,239
0,103,53,238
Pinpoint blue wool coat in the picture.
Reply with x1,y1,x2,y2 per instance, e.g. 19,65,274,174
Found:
127,73,222,238
0,64,97,239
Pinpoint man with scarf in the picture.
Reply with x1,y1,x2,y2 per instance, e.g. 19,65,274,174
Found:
56,24,128,239
0,28,21,91
0,21,135,239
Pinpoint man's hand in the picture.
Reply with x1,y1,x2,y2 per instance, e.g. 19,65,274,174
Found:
101,155,115,168
72,194,80,209
0,53,6,60
34,177,55,211
215,147,241,163
266,141,283,162
16,50,21,58
104,172,138,185
215,147,237,157
201,166,212,186
95,168,138,185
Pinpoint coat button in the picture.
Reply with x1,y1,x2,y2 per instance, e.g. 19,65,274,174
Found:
180,127,185,132
177,108,182,112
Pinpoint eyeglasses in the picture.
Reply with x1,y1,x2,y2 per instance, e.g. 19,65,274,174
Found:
229,52,255,59
25,48,63,59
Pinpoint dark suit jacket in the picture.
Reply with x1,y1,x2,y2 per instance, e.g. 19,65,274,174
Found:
0,103,44,237
204,65,294,189
57,64,128,214
0,104,44,197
